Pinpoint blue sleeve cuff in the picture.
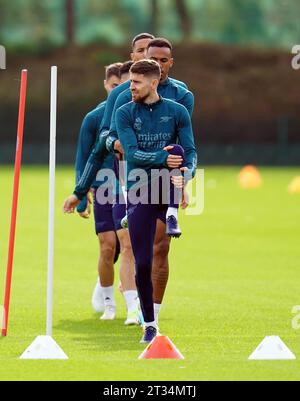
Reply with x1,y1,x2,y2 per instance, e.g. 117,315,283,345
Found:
73,191,85,201
76,196,88,213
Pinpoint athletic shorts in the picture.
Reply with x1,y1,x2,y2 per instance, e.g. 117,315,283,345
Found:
112,202,126,231
93,191,115,235
124,182,167,225
157,209,166,224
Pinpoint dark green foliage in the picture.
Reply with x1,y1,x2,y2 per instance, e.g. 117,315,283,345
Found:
0,0,298,52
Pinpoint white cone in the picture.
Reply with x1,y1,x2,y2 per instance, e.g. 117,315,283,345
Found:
248,336,296,360
20,335,68,360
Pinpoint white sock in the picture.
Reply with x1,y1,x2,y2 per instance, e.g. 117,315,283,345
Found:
97,279,103,292
96,280,104,300
123,290,138,313
145,321,157,329
102,286,115,307
154,303,161,325
166,207,178,219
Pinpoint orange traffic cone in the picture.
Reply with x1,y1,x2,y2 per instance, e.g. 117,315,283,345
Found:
238,165,262,189
288,176,300,194
139,335,184,359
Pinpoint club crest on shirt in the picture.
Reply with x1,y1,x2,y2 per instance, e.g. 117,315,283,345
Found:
134,117,142,131
160,116,173,123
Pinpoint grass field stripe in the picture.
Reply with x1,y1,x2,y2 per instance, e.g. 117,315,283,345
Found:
2,69,27,337
46,66,57,337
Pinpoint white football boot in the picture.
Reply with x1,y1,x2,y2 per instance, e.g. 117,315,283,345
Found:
100,305,117,320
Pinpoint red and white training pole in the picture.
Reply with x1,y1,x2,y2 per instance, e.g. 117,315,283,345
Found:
2,69,28,337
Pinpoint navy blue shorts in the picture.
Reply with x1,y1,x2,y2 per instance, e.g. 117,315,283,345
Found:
157,209,166,224
93,192,115,235
112,202,126,231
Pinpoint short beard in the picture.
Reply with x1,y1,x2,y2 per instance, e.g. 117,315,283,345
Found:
132,92,150,104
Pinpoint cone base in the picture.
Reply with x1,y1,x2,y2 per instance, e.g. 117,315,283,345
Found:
139,335,184,359
20,335,68,360
248,336,296,360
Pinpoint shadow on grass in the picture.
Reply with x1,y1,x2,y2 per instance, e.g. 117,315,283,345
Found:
54,315,143,352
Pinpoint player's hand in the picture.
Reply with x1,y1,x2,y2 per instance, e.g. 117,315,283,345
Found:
114,140,124,155
78,191,93,219
171,175,184,189
63,194,80,214
164,146,183,169
180,188,190,209
171,167,188,189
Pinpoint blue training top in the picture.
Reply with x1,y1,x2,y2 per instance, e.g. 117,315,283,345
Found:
116,96,197,189
74,78,194,200
106,77,194,153
100,77,188,135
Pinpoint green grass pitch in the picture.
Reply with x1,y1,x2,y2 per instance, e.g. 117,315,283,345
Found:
0,166,300,381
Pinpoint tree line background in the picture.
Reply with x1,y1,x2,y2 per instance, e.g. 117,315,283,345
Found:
0,0,299,51
0,0,299,165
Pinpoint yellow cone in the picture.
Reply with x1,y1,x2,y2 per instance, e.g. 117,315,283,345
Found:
288,176,300,193
239,165,262,189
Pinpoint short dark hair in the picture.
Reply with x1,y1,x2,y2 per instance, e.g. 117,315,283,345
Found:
130,59,160,79
147,37,173,52
120,61,134,77
132,33,155,49
105,62,122,80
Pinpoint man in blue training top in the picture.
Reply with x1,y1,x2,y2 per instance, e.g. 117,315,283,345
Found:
105,38,195,326
74,62,140,324
69,34,155,324
115,60,197,343
75,33,155,324
64,36,195,329
63,59,197,342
